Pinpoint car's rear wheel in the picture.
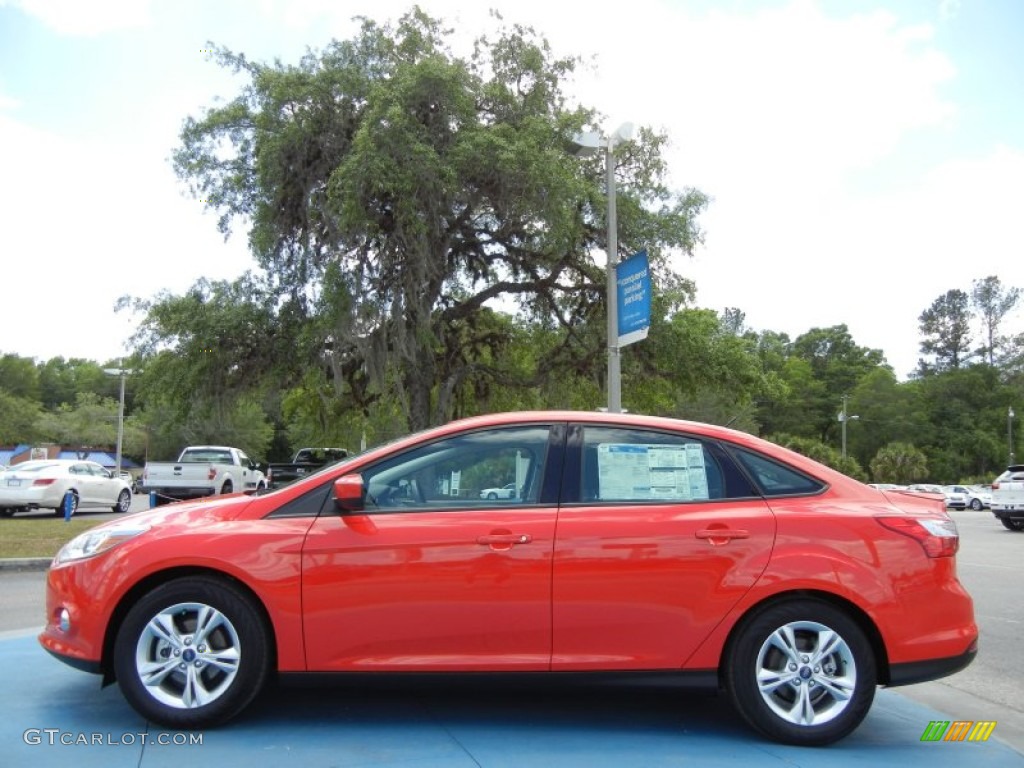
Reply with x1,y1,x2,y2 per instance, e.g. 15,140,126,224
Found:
112,489,132,513
113,577,271,729
220,480,233,495
53,490,78,517
724,599,876,746
1001,518,1024,531
969,498,983,511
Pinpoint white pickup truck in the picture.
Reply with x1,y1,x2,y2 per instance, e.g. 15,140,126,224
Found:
990,464,1024,531
141,446,267,506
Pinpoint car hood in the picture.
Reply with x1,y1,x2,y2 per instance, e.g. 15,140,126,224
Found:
103,493,256,531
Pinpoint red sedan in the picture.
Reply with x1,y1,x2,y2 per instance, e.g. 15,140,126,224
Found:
39,411,977,746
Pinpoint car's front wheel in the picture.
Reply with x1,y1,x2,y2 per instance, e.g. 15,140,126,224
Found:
113,577,272,729
724,599,876,746
969,498,983,511
112,489,132,513
1001,518,1024,531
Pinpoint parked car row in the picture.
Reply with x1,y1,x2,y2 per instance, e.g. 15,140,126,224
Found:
865,483,991,511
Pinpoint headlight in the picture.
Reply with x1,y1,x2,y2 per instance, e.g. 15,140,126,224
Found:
55,525,150,565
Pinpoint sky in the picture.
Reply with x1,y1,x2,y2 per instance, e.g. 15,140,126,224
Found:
1,0,1022,381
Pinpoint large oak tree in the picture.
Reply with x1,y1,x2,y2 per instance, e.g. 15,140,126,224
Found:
171,8,706,430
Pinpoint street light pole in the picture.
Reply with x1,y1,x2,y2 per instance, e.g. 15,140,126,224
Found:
103,362,135,476
605,137,621,413
1010,406,1016,465
839,395,859,460
569,123,634,413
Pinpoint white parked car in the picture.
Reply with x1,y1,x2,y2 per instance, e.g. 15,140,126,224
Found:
947,484,990,511
939,485,969,510
0,460,133,517
479,482,517,500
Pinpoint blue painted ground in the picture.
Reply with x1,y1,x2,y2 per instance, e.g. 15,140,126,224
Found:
3,632,1020,767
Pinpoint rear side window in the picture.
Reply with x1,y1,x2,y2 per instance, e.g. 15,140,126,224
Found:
732,448,825,497
577,426,752,502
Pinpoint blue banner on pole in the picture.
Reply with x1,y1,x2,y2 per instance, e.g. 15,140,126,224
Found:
615,250,651,347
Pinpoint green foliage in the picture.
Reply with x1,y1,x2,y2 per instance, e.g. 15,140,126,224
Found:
138,396,273,462
0,353,40,401
971,275,1021,366
918,289,973,372
37,357,116,409
768,433,866,481
0,390,42,444
870,442,929,484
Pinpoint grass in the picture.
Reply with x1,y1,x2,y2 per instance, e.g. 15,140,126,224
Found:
0,517,105,559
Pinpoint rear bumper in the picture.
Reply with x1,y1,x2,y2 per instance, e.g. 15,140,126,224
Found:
887,640,978,686
140,486,215,500
992,507,1024,521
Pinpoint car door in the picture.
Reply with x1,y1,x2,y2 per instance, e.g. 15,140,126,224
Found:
68,462,99,505
551,423,777,671
302,423,565,672
86,462,118,504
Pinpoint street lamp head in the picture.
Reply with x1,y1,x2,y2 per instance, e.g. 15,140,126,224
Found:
568,130,603,157
610,122,635,146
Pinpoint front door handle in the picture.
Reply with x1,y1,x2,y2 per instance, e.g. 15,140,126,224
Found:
477,533,532,550
695,528,750,546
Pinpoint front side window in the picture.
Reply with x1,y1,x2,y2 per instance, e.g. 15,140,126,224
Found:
579,426,740,502
361,426,552,512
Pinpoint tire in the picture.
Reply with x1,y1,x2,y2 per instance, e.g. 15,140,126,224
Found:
113,489,132,514
0,508,14,518
723,599,876,746
53,490,79,517
113,576,271,729
970,498,982,511
487,492,498,499
1001,518,1024,531
220,480,233,495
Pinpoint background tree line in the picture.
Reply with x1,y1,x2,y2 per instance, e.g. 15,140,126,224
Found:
2,8,1021,484
2,270,1020,485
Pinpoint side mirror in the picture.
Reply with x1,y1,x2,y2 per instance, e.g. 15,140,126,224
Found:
333,474,365,512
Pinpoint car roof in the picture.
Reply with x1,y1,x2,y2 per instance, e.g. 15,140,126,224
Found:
362,410,856,492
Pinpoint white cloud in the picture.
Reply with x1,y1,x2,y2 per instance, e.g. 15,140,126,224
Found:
0,112,252,363
2,0,151,36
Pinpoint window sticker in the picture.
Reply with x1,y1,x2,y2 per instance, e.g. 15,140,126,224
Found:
596,443,709,501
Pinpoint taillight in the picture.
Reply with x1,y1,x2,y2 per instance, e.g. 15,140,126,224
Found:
208,466,217,481
876,515,959,558
992,481,1000,490
32,479,56,487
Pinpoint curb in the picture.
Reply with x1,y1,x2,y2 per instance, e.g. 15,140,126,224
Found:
0,558,51,572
